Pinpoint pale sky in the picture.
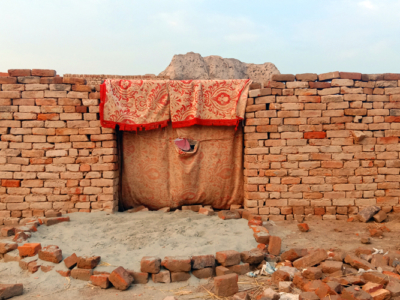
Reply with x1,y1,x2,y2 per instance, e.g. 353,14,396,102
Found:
1,0,400,76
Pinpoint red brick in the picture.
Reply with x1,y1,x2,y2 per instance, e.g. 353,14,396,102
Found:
18,243,41,257
298,223,309,232
253,232,270,244
28,261,41,273
31,69,56,77
140,256,161,273
161,256,191,272
151,270,170,283
216,250,241,267
214,273,239,297
240,249,264,264
1,180,20,187
171,271,191,282
63,77,86,85
293,249,328,269
128,271,149,284
377,137,398,144
216,266,233,276
77,255,101,269
1,226,16,237
57,269,71,277
340,72,362,80
268,236,282,255
272,74,295,82
383,73,400,80
302,267,323,280
71,268,93,281
192,267,214,279
8,69,31,76
309,82,331,89
191,254,215,269
44,216,70,226
304,131,326,139
109,266,133,290
38,245,62,263
227,263,250,275
281,248,306,262
0,242,18,254
37,113,59,121
90,274,110,289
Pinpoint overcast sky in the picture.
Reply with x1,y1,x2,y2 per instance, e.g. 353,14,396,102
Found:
1,0,399,76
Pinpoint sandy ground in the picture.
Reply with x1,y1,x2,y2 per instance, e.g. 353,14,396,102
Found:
1,211,399,300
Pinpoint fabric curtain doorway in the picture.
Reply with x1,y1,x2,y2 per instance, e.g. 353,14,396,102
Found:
120,125,243,210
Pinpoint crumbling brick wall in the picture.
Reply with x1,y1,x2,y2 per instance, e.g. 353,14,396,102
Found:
0,69,167,225
244,72,400,221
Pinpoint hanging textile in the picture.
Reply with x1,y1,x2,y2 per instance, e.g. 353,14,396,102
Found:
100,79,170,131
120,124,244,210
169,79,251,128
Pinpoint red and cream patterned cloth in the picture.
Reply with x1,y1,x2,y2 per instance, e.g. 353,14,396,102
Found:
100,79,251,130
100,79,169,131
169,79,251,128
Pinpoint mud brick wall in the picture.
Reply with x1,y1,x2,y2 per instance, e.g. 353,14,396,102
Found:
0,69,169,225
244,72,400,221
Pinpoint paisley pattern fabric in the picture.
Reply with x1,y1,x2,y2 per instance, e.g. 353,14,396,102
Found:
169,79,251,128
120,125,244,209
100,79,251,130
100,79,169,131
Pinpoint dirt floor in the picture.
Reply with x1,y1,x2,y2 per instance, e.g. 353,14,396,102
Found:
1,211,400,300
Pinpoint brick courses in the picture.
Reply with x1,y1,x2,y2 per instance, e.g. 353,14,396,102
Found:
0,69,168,224
244,72,400,220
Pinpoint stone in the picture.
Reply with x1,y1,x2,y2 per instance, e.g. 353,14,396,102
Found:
170,271,191,282
18,243,41,257
90,274,110,289
218,210,240,220
293,249,327,269
109,266,133,290
159,52,280,84
191,254,215,269
216,250,241,267
38,245,62,263
214,273,239,297
77,256,101,269
71,268,93,281
358,206,380,222
152,270,171,283
140,256,161,273
161,256,191,272
192,267,214,279
0,283,23,299
64,253,78,269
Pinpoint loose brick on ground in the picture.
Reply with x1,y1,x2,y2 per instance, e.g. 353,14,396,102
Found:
214,273,239,297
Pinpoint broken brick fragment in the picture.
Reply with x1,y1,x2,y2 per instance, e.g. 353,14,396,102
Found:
271,270,290,285
90,274,110,289
44,216,70,226
41,265,54,273
253,232,270,244
0,242,18,254
1,226,15,237
0,284,23,299
152,270,170,283
298,223,310,232
218,210,240,220
57,269,71,277
71,268,93,281
28,261,41,273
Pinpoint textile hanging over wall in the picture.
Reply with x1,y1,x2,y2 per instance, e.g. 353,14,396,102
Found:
100,79,170,131
120,125,244,210
169,79,251,128
100,79,251,130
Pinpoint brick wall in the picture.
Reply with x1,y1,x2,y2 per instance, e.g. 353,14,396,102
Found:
244,72,400,221
0,69,167,225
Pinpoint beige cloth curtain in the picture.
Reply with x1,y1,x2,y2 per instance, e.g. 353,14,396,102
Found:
120,125,244,210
